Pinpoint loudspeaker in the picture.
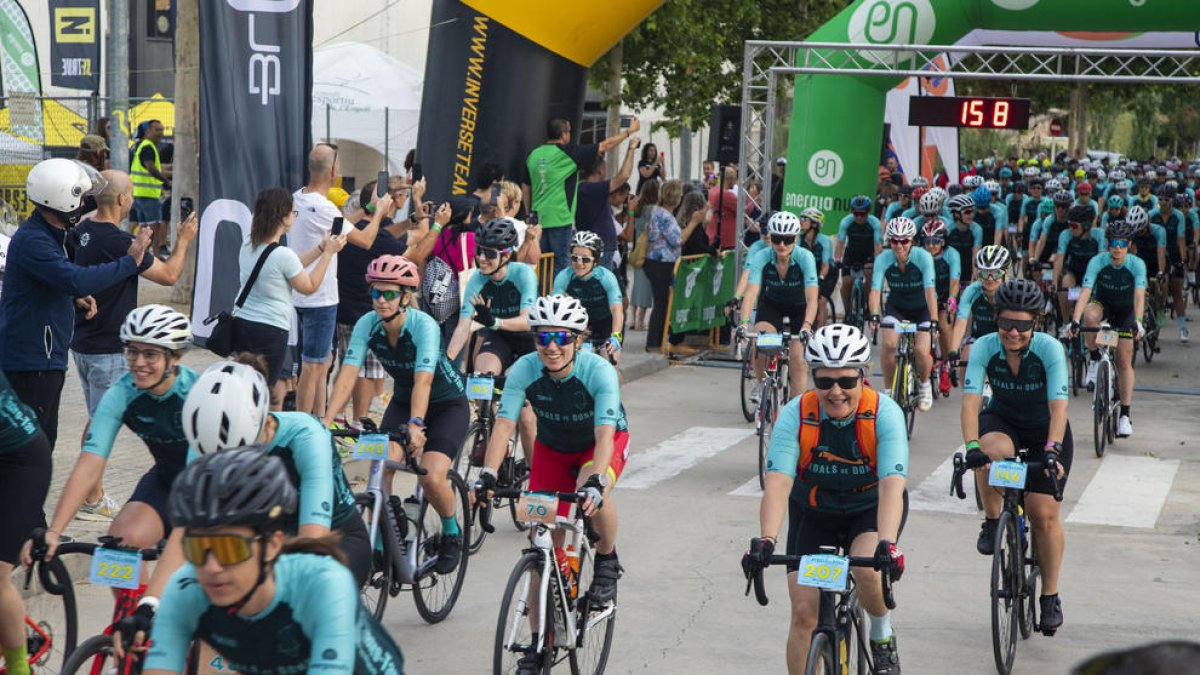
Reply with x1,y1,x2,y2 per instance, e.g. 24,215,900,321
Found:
708,104,741,166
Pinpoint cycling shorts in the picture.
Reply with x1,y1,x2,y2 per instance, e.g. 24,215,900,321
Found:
755,297,806,334
129,465,174,535
381,396,470,461
477,329,536,370
818,272,838,299
1169,262,1186,279
1088,300,1137,334
0,434,51,565
529,431,630,517
337,512,371,589
978,410,1073,498
883,304,933,329
785,491,909,574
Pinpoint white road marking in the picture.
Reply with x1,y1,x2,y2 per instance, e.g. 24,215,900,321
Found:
619,427,755,490
1066,455,1179,529
908,449,981,516
729,477,763,497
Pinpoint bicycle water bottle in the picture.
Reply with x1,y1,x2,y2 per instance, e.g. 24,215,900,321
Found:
564,530,581,599
555,547,577,600
402,496,420,545
1017,505,1027,538
388,496,408,551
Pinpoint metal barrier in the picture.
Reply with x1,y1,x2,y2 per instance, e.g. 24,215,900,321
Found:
660,250,737,355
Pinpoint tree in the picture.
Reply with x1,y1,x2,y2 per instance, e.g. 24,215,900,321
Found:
589,0,852,136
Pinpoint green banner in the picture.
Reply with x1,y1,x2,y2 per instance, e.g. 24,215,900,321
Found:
0,0,43,141
669,252,737,333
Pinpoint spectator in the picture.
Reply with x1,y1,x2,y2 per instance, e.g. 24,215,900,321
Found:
232,187,346,408
76,135,109,172
609,181,634,306
644,179,702,356
288,143,393,417
628,180,657,331
524,116,640,278
679,191,714,256
0,159,149,450
771,157,787,212
402,196,472,347
577,135,640,270
496,180,542,264
702,160,719,189
130,120,171,256
637,143,666,193
69,169,198,518
707,166,739,250
473,162,505,209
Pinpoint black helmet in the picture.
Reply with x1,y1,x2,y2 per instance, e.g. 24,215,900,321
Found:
994,279,1045,315
168,446,297,531
1067,205,1094,224
477,218,519,249
1052,190,1073,207
899,184,914,197
1159,186,1178,200
1106,219,1137,240
1011,181,1026,194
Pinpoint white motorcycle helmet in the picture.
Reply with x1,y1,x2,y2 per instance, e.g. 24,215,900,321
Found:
26,158,107,220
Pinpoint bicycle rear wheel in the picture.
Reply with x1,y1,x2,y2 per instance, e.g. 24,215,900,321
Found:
494,552,553,675
1092,365,1109,458
12,556,77,672
739,346,755,423
990,511,1021,675
903,363,917,438
1019,561,1039,640
457,419,489,554
570,541,616,675
58,634,127,675
501,448,532,533
802,631,837,675
756,386,775,489
1070,351,1082,397
355,493,395,620
413,470,471,623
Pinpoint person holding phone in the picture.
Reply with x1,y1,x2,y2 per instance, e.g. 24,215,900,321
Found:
637,143,666,193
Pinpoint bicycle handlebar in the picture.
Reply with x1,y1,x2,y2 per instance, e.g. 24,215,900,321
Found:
329,418,427,476
746,553,894,611
476,488,599,543
25,529,165,592
950,450,1063,503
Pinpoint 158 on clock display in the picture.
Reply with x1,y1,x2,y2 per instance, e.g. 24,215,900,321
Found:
908,97,1031,130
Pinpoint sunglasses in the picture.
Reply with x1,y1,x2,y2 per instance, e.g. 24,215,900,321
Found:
770,235,796,246
978,269,1005,281
369,288,403,302
890,238,911,246
1108,239,1129,249
124,346,168,364
997,317,1035,333
535,330,577,347
813,374,863,390
852,211,868,217
570,255,595,264
475,247,511,260
182,534,260,567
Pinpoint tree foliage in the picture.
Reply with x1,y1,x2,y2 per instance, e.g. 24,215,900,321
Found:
590,0,853,137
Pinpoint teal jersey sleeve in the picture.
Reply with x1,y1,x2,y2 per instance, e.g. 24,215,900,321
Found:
1030,333,1069,401
270,413,336,529
944,246,962,280
459,270,487,318
745,246,773,287
836,214,854,241
874,394,908,479
513,262,538,309
81,374,135,459
1152,223,1168,248
1090,227,1107,249
869,216,884,245
551,268,571,295
743,240,767,270
408,309,443,375
1130,254,1148,288
343,312,377,369
495,353,539,421
596,266,623,305
277,555,364,673
991,203,1008,230
1056,228,1072,255
884,202,903,222
1029,217,1043,241
913,247,937,288
957,282,982,320
963,333,1000,395
871,250,896,290
143,564,208,672
1081,252,1108,289
816,233,833,266
765,398,801,479
970,222,983,247
579,352,623,428
793,246,820,286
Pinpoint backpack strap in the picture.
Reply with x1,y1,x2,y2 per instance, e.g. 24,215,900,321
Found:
797,390,822,480
854,385,880,472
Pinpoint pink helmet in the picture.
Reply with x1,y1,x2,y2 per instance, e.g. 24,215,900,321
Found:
922,218,948,242
365,255,420,287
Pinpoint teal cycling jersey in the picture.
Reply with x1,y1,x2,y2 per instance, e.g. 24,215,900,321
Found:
946,222,983,276
145,554,404,675
1056,227,1106,278
989,202,1009,234
1020,196,1051,229
1130,194,1158,213
956,282,998,337
186,413,357,530
459,262,537,320
745,245,819,308
799,232,833,269
83,366,197,485
344,309,463,405
928,247,961,303
552,265,622,323
964,332,1069,427
497,351,627,453
742,239,768,271
765,392,908,515
883,201,908,222
0,370,40,452
975,208,997,247
901,206,952,223
1148,207,1186,263
1037,219,1070,263
836,214,883,266
1082,252,1147,313
871,247,936,312
1130,223,1167,275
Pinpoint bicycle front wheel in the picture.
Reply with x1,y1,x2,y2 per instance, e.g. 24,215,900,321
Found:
846,589,870,675
990,511,1021,675
739,346,755,423
457,419,489,554
495,552,553,675
570,541,616,675
15,555,77,673
58,634,125,675
757,387,776,489
1092,366,1109,458
1105,364,1118,444
802,631,837,675
413,470,471,624
355,493,394,620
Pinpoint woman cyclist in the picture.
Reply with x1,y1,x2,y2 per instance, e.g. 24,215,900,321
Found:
323,255,469,573
948,246,1010,378
127,447,405,674
920,219,961,395
798,207,834,325
552,230,624,363
23,305,195,572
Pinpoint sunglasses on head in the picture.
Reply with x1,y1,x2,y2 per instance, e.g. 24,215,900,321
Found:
570,254,595,264
890,238,911,246
182,534,260,567
978,269,1005,281
369,288,404,301
1108,239,1129,249
770,235,796,245
535,330,577,347
997,316,1035,333
475,247,511,260
814,374,863,390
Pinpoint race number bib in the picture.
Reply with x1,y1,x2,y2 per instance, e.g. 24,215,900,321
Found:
1042,269,1054,282
466,375,495,401
1096,329,1119,348
896,321,917,334
1067,287,1082,302
89,547,141,590
353,433,388,460
516,493,558,525
756,333,783,348
795,554,850,591
988,460,1028,490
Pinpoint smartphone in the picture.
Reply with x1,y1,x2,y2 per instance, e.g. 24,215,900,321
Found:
180,197,194,222
376,171,388,198
412,163,423,182
332,216,344,236
620,118,631,129
528,211,540,226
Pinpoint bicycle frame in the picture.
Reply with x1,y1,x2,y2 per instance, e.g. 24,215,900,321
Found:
361,458,430,586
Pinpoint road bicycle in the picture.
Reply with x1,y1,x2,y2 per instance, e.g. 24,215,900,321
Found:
482,489,616,675
951,447,1063,675
746,331,791,489
1136,302,1161,365
332,421,470,623
456,372,532,554
1056,328,1087,397
842,264,873,342
1079,324,1121,458
884,320,926,438
1034,263,1064,338
737,332,756,423
0,534,78,674
744,545,895,675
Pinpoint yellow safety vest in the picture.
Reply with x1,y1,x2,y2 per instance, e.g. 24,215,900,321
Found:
130,139,163,199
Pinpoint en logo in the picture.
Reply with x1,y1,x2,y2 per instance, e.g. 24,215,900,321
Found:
807,150,844,188
848,0,936,63
990,0,1040,9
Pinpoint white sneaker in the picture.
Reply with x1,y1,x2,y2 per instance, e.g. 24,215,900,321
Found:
76,493,118,522
1117,415,1133,438
918,381,933,412
1181,326,1190,343
750,380,763,405
1084,360,1099,389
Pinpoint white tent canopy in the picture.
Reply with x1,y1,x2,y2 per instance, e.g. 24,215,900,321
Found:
312,42,422,173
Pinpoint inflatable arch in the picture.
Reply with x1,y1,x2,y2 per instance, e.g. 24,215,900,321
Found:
781,0,1200,221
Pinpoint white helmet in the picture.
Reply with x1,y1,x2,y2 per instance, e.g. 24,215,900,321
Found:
804,324,872,369
570,230,603,256
1126,205,1149,232
910,176,929,188
26,158,107,214
0,233,9,273
528,294,589,332
984,180,1001,196
886,217,917,239
767,211,803,236
183,361,270,455
963,175,983,189
916,191,940,216
1045,178,1062,193
1111,169,1126,181
120,304,192,351
974,245,1011,272
1022,166,1040,178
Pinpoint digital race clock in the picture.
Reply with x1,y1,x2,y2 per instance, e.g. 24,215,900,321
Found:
908,97,1031,130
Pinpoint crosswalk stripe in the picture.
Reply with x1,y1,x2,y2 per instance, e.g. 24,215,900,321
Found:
619,427,755,490
729,477,763,497
908,449,981,516
1066,455,1180,528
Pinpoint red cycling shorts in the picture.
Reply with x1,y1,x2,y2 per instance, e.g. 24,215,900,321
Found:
529,431,630,516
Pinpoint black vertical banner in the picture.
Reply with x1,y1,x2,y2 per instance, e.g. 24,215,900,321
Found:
49,0,100,91
192,0,313,340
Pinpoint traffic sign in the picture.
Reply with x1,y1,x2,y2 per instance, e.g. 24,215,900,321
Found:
1050,118,1064,137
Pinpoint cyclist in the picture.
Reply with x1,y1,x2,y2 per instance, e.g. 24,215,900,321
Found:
1033,191,1074,266
1027,200,1057,265
972,186,1003,248
0,372,51,675
1148,187,1189,342
947,194,983,281
869,217,939,411
1068,219,1146,438
1005,180,1026,233
732,214,772,309
739,211,819,398
552,231,624,362
742,323,908,675
1131,177,1159,212
1053,205,1105,325
129,447,405,673
1075,183,1100,225
884,185,913,222
474,296,627,606
834,196,883,320
798,208,835,326
1128,205,1166,303
322,255,468,573
1100,195,1127,230
23,306,195,572
1018,179,1049,240
960,278,1069,636
920,219,960,394
948,246,1010,378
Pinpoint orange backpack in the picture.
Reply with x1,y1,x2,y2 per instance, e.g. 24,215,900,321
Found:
797,386,880,505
